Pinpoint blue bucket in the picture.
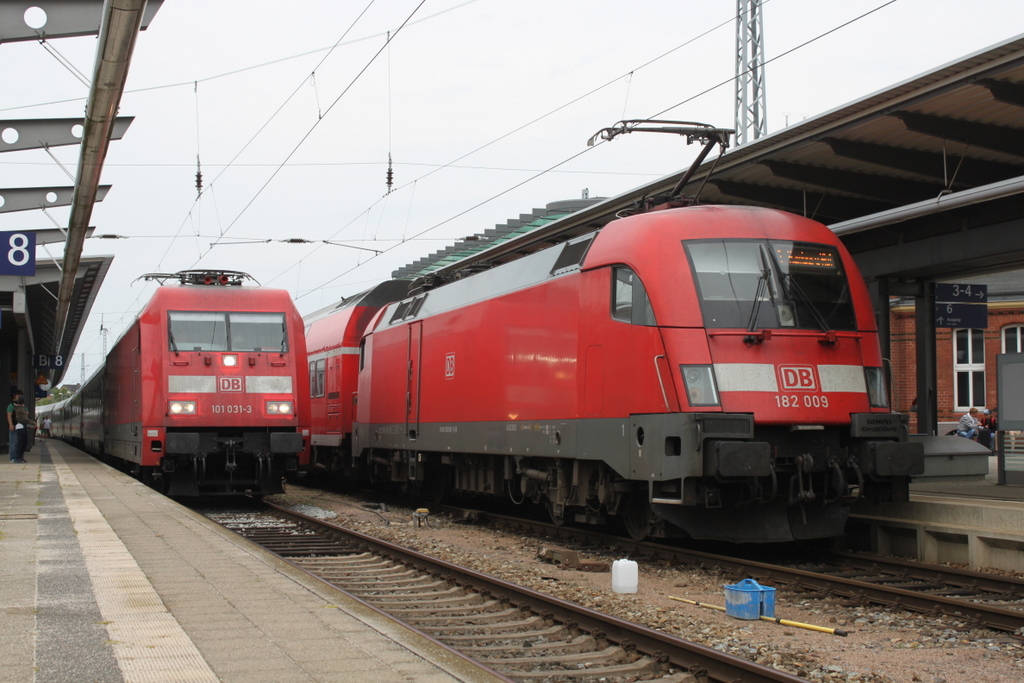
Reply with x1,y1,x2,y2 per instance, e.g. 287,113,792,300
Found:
723,578,776,620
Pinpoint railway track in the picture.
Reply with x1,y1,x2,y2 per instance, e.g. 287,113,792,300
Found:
794,551,1024,632
207,501,809,683
451,507,1024,637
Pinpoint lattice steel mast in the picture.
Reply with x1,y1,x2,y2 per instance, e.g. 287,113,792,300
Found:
735,0,767,145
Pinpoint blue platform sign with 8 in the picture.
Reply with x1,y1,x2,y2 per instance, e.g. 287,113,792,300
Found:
0,232,36,276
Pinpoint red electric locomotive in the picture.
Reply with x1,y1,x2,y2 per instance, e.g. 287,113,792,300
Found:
346,205,923,542
53,270,309,496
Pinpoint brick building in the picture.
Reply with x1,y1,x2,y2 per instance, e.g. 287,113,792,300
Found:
889,272,1024,432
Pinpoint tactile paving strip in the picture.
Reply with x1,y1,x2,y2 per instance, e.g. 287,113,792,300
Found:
52,451,219,683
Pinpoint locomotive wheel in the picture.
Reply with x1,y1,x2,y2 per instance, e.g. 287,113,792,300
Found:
622,493,654,541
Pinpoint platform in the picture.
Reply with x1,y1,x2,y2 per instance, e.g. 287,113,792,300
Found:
0,440,508,683
849,455,1024,572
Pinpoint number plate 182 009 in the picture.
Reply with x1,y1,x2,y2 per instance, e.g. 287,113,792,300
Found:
774,394,829,408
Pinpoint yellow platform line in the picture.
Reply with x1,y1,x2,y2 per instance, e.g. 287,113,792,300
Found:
52,449,219,683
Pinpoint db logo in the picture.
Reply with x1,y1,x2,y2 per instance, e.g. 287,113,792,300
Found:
778,365,817,391
444,353,456,379
219,377,243,392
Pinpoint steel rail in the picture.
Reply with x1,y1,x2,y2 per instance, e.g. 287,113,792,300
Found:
439,507,1024,636
828,550,1024,595
263,501,809,683
215,506,515,683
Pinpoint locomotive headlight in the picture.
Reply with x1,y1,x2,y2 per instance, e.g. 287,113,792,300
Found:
864,367,889,408
680,365,721,407
266,401,293,415
222,354,239,367
169,401,197,415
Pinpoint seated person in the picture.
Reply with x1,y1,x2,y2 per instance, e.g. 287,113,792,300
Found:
957,407,981,439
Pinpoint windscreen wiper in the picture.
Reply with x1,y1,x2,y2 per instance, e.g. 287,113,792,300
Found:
782,272,831,333
746,246,776,333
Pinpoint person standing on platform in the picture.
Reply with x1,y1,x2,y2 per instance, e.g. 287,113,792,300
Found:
7,389,25,463
40,415,51,440
12,396,35,462
957,407,981,440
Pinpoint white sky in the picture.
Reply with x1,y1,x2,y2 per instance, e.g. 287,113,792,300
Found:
2,0,1023,383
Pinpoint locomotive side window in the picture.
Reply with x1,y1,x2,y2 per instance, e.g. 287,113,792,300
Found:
168,311,288,352
611,267,656,326
309,361,317,398
685,240,856,331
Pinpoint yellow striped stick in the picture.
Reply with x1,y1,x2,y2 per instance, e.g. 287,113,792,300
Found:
668,596,849,637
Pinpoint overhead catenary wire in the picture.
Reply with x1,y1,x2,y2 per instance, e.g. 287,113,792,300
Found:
147,0,387,275
198,0,382,203
293,142,601,300
266,7,752,288
191,0,428,267
0,158,665,176
283,1,899,300
65,1,901,360
268,1,765,290
277,9,750,274
0,0,485,114
652,0,899,119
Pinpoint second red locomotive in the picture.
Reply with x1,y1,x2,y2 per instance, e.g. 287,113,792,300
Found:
47,270,310,496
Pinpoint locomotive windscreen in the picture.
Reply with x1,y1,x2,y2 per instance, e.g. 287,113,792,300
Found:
169,311,288,352
684,239,855,331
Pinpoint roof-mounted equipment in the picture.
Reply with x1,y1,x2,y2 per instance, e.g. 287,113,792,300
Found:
588,120,734,213
136,270,258,286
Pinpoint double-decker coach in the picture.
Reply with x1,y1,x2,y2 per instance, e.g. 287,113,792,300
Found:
304,280,409,477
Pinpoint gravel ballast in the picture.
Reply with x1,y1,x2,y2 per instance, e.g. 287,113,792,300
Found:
268,485,1024,683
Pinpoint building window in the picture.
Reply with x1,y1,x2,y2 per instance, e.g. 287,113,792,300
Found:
1003,325,1024,353
954,328,985,409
